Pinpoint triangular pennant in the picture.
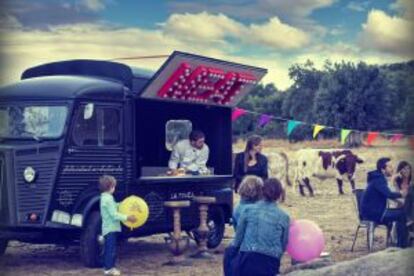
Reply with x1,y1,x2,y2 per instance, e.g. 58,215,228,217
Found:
366,132,379,146
231,108,247,121
287,120,301,136
258,114,272,128
390,133,403,143
341,129,351,144
313,124,326,139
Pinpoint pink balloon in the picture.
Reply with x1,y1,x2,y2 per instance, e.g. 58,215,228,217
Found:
287,219,325,262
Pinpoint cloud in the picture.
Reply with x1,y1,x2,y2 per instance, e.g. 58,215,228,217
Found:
347,1,370,12
0,14,22,30
169,0,335,20
0,10,410,91
161,12,244,42
390,0,414,20
294,42,407,66
79,0,107,12
0,21,232,86
162,12,310,50
168,0,332,44
246,17,310,49
0,18,297,89
0,0,105,29
329,26,345,36
359,9,414,57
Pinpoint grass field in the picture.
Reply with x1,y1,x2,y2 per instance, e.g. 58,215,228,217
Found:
0,138,413,275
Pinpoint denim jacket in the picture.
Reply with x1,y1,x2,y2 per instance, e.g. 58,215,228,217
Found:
232,199,255,231
232,200,290,259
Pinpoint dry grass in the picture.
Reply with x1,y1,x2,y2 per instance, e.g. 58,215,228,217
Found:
0,140,413,275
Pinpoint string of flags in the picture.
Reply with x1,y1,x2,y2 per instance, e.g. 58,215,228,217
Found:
231,107,414,148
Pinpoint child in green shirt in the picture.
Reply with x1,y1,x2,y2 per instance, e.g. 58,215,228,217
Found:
99,175,136,276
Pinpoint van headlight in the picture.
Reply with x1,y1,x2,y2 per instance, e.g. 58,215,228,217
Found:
24,166,37,183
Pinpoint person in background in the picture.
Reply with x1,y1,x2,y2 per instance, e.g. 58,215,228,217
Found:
223,175,264,276
393,161,412,196
361,158,408,248
168,130,210,175
230,178,290,276
389,161,412,242
395,162,414,236
234,135,269,192
100,175,136,276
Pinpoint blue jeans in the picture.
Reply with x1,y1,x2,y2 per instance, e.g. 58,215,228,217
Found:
233,251,280,276
381,208,408,248
103,232,117,270
223,245,239,276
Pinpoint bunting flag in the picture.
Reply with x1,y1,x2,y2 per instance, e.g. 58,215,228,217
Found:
366,132,379,146
258,114,272,128
390,133,403,143
230,106,414,144
313,124,326,139
341,129,351,144
231,108,247,121
287,120,302,136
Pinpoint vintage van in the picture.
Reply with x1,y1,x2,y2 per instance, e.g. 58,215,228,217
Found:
0,51,266,267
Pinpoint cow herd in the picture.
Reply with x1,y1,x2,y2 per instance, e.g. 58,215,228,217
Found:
267,149,364,196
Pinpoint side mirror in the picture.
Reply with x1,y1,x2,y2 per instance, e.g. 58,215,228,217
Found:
83,103,94,120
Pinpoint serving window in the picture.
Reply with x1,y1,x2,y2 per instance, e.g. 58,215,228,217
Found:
136,98,232,178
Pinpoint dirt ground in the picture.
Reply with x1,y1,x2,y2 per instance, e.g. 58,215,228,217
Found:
0,139,413,275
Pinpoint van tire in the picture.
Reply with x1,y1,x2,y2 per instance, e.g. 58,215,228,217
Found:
0,239,8,256
193,206,225,249
80,211,102,268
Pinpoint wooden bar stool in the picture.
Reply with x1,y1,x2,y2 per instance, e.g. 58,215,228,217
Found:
163,200,191,266
191,196,216,259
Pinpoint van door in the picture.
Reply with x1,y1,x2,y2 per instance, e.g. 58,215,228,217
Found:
52,102,126,216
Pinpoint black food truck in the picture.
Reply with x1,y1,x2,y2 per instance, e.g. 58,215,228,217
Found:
0,51,267,267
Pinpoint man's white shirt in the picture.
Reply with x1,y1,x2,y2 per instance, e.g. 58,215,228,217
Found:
168,139,209,172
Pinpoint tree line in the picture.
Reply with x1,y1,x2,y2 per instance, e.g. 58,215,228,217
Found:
233,60,414,144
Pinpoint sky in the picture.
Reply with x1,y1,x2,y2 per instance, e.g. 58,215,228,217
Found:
0,0,413,90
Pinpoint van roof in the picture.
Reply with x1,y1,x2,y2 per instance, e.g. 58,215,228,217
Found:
0,75,126,101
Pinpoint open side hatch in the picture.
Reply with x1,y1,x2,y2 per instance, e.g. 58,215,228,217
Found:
139,51,267,107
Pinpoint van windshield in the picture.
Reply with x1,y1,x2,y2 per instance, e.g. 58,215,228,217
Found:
0,105,68,139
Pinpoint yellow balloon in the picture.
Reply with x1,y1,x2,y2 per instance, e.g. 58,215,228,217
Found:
118,196,149,229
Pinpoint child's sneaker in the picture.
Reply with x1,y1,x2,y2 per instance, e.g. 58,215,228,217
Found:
104,268,121,276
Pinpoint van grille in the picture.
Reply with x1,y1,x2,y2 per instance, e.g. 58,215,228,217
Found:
15,147,60,224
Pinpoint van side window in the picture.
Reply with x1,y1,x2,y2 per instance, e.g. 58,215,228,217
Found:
72,105,98,146
165,120,192,151
72,105,121,147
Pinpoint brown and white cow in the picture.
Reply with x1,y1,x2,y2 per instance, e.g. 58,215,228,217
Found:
292,148,363,196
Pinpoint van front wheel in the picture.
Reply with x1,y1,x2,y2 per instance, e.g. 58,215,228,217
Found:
80,211,103,268
0,239,8,256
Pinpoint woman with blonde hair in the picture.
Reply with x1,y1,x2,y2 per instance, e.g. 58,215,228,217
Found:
224,175,263,276
233,175,264,229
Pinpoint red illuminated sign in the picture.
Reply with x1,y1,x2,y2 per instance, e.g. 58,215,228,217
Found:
157,63,257,105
